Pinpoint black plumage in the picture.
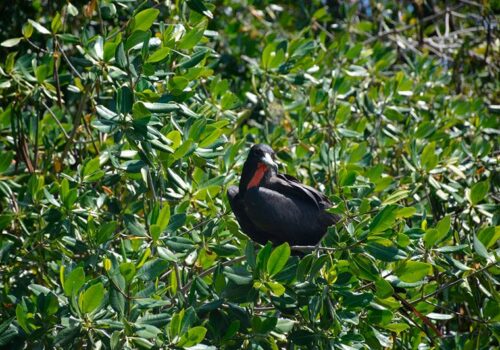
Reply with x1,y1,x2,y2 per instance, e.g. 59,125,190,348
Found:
227,144,339,246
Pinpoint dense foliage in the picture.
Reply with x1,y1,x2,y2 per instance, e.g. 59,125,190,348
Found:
0,0,499,349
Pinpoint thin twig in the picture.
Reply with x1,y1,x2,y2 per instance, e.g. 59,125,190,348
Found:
394,293,443,337
41,101,70,139
411,262,498,304
423,299,491,325
363,4,465,44
58,44,83,80
180,256,246,294
61,84,92,162
53,41,63,108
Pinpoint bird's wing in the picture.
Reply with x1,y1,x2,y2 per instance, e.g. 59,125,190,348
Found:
227,186,279,245
272,173,332,210
243,187,330,245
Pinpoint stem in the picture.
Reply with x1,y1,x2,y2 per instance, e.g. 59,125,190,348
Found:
61,84,93,163
180,256,246,294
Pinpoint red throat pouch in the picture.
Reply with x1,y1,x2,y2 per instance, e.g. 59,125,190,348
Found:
247,163,267,189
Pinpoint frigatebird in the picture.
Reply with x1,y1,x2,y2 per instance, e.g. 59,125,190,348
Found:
227,144,339,246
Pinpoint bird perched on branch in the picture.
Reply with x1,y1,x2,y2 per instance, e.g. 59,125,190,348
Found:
227,144,339,246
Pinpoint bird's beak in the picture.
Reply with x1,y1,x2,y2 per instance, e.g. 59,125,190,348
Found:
261,153,278,172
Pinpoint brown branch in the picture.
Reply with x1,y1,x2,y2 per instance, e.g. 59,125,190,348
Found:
394,293,442,337
20,134,34,173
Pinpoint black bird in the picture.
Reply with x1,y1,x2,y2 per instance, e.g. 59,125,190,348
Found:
227,144,339,246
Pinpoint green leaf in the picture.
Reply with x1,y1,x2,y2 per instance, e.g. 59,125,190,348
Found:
67,3,78,16
158,246,178,262
256,242,273,273
120,262,136,283
170,266,178,295
177,326,207,348
169,310,184,339
0,151,13,173
336,104,351,123
186,0,213,19
375,278,394,299
51,12,63,33
137,259,169,280
22,22,33,38
477,226,500,249
0,318,17,346
199,129,223,148
424,216,451,248
342,291,373,307
150,224,161,242
436,215,451,236
470,180,489,205
224,266,252,285
178,27,205,51
96,221,117,244
267,243,290,276
115,42,127,68
142,102,179,113
252,316,278,334
156,204,170,231
28,19,50,35
109,274,125,316
37,292,59,316
78,283,104,314
125,30,149,51
383,190,409,205
366,238,407,261
351,254,379,281
168,168,190,191
369,205,398,234
473,235,490,259
395,261,432,282
421,142,438,170
396,207,417,218
267,281,286,296
63,267,85,296
116,85,133,114
178,48,208,69
16,305,32,334
423,229,442,249
383,323,410,334
147,47,170,63
83,157,103,182
167,130,182,149
426,313,454,320
132,8,159,32
1,38,22,48
371,327,391,347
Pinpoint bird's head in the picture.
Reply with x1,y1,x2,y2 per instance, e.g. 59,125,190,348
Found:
240,144,278,192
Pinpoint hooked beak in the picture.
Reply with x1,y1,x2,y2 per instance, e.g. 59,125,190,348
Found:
261,153,278,172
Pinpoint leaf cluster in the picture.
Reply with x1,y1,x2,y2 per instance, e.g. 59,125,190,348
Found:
0,1,499,349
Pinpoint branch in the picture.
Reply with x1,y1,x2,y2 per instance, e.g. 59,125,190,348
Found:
180,256,246,294
394,293,443,338
363,3,465,44
61,84,92,163
411,262,498,304
42,101,70,139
